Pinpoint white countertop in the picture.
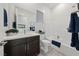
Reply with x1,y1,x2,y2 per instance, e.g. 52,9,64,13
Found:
0,32,40,42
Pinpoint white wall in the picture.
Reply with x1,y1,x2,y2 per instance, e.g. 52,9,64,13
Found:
0,4,5,41
8,4,16,29
46,3,78,46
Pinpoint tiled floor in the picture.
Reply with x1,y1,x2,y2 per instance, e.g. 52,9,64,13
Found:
38,46,65,56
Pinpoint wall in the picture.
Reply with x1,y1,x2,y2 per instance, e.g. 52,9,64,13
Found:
8,4,15,29
46,3,78,46
0,4,5,41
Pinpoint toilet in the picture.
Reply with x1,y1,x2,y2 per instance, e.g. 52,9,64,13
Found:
40,34,50,53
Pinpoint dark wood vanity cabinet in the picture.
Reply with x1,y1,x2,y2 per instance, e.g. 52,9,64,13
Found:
4,35,40,56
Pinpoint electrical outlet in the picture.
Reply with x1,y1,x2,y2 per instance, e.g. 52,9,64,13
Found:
57,35,60,39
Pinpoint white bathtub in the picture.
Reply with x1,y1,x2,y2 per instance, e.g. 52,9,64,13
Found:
47,37,79,56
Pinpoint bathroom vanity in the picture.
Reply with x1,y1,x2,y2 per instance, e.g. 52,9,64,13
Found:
3,32,40,56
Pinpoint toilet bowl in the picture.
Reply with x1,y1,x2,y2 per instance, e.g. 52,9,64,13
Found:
40,34,50,53
40,39,50,53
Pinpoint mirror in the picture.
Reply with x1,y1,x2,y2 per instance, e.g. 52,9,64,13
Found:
15,7,36,34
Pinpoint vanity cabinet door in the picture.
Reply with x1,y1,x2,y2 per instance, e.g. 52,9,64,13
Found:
4,43,26,56
10,44,26,56
26,36,40,56
4,39,26,56
28,40,40,56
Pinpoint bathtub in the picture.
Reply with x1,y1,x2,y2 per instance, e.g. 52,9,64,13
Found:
46,37,79,56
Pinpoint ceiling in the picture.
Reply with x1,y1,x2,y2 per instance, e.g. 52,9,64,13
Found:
13,3,59,9
12,3,59,13
36,3,59,9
